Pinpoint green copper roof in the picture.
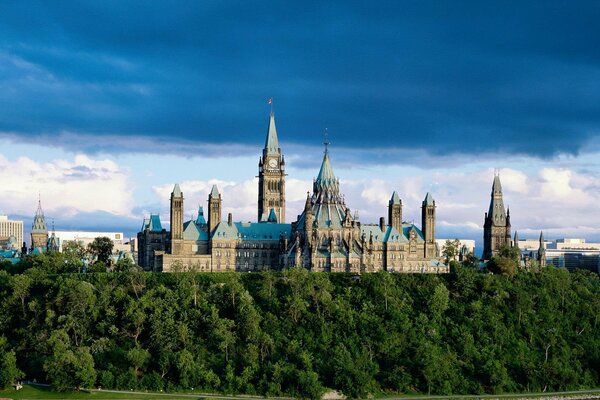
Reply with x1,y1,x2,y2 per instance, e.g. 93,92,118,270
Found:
423,192,434,206
402,224,425,242
316,151,336,185
143,214,163,232
390,191,401,205
172,183,182,197
212,221,291,241
196,206,206,225
267,208,278,223
264,112,280,155
360,225,408,243
210,184,220,197
183,220,209,241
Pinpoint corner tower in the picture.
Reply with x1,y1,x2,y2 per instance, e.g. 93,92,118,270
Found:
31,197,48,250
208,184,222,234
421,192,436,258
170,183,184,254
388,191,402,232
483,174,512,260
258,111,286,223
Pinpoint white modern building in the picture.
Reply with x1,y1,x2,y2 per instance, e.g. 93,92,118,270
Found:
0,215,24,248
54,230,126,252
517,237,600,272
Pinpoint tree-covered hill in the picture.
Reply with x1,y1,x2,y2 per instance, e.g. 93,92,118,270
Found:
0,262,599,399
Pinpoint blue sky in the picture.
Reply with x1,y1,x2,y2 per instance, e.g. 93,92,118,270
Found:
1,1,600,248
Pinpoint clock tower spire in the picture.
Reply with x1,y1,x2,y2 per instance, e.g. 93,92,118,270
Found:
258,107,286,222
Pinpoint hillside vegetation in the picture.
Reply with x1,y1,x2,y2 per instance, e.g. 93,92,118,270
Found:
0,257,599,399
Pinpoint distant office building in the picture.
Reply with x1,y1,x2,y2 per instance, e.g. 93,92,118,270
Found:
0,215,24,250
54,230,125,252
516,237,600,272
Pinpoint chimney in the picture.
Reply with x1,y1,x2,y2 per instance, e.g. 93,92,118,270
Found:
228,213,233,226
379,217,385,231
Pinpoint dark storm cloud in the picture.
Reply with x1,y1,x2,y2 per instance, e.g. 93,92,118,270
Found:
1,1,599,161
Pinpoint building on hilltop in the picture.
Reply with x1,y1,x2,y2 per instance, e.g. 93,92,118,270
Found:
284,144,442,272
483,174,512,260
138,111,444,273
137,214,168,271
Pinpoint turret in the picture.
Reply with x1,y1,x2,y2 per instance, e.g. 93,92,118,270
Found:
483,173,511,260
538,231,546,267
208,184,222,234
388,191,402,232
421,192,436,258
170,184,184,254
30,197,49,250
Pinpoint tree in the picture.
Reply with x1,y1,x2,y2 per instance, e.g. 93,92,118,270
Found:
62,241,86,272
44,330,96,391
114,256,136,272
487,244,519,276
442,239,461,265
11,273,32,317
88,237,114,266
0,336,22,388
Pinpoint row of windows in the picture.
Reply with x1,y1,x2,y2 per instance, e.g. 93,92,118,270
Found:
213,242,279,249
266,181,283,191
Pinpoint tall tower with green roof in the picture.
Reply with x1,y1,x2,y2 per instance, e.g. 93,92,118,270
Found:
483,174,512,260
258,111,286,223
30,197,48,250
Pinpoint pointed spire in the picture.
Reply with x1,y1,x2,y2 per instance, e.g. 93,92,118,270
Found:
304,192,312,212
210,184,220,197
32,195,48,232
390,191,401,205
487,174,507,225
264,111,280,155
316,149,336,184
172,183,182,197
539,230,544,244
492,174,503,195
513,230,519,246
423,192,435,206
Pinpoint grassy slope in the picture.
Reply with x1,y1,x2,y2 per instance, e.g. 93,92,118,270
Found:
0,384,205,399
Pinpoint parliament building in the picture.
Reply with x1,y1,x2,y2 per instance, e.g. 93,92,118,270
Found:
138,112,445,273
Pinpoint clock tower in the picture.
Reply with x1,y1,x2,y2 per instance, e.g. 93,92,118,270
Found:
258,111,286,223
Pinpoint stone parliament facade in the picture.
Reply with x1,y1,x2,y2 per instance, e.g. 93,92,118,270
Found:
138,112,446,273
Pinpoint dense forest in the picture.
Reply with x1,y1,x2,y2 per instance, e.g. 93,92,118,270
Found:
0,252,599,399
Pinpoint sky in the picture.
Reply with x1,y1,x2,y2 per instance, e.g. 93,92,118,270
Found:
1,1,600,250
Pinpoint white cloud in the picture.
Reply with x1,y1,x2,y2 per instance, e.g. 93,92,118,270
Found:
0,153,133,218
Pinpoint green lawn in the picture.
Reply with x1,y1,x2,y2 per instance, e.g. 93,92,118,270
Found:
0,384,207,400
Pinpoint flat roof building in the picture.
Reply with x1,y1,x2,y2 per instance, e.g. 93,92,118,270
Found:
0,215,24,249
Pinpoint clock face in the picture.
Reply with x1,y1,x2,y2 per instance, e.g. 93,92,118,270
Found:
268,158,278,169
